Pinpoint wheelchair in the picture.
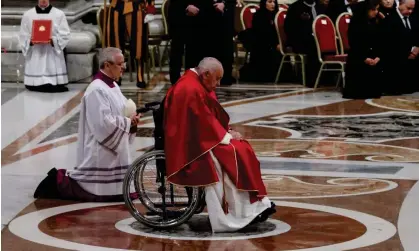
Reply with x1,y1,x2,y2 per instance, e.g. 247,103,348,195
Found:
122,101,206,229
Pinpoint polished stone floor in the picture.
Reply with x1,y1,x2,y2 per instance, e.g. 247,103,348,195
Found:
1,74,419,251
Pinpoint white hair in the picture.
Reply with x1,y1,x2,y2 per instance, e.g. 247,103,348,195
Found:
99,47,123,69
399,0,414,5
196,57,223,75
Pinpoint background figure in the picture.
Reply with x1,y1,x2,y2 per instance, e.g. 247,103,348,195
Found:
183,0,212,70
213,0,236,85
342,0,383,99
239,0,283,82
380,0,418,94
379,0,396,17
168,0,188,85
18,0,70,93
326,0,359,21
285,0,326,87
105,0,156,88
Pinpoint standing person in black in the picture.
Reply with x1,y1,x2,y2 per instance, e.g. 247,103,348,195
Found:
284,0,326,87
168,0,188,85
239,0,282,82
342,0,383,99
211,0,237,85
380,0,419,94
168,0,235,85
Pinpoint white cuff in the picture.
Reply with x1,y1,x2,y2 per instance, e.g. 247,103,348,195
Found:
220,132,232,145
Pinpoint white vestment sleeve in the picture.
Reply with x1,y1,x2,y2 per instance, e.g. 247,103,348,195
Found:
52,11,70,54
85,89,131,154
18,13,32,57
220,132,233,145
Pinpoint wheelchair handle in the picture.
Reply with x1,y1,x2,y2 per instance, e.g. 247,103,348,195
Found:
136,107,151,114
136,101,161,114
145,101,161,108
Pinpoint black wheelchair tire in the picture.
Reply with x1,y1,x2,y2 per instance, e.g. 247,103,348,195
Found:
123,150,201,229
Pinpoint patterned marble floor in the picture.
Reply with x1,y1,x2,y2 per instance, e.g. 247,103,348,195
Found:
1,74,419,251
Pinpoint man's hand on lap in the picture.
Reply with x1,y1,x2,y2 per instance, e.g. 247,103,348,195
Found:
229,129,243,140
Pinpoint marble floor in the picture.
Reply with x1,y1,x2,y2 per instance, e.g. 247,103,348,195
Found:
1,75,419,251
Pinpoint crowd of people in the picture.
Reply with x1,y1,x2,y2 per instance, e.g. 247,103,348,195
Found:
238,0,418,98
19,0,418,96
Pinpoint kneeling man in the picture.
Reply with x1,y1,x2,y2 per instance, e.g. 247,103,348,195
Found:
34,47,139,201
164,57,275,232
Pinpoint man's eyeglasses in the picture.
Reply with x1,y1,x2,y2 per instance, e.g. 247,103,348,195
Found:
107,61,127,69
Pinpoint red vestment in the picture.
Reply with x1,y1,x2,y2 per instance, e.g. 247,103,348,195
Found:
164,70,267,203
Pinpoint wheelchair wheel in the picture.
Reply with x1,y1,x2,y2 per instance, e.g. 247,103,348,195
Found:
123,150,202,229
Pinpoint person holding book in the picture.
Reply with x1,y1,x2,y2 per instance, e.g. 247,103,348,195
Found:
18,0,70,92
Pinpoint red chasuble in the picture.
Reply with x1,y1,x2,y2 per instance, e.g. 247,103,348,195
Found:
164,70,267,203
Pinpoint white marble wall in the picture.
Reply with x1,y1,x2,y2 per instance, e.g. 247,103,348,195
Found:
66,52,97,82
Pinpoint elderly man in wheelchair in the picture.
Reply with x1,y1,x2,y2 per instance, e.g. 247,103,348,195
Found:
123,58,276,232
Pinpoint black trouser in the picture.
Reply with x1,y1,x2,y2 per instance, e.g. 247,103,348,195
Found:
184,15,211,69
219,10,235,82
168,30,186,85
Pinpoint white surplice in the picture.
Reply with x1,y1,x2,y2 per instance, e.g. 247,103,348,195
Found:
205,135,272,233
18,6,70,87
69,79,136,196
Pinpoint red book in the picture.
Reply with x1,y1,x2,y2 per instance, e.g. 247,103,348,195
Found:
31,20,52,43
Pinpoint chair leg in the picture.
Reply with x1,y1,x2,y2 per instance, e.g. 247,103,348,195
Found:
235,42,240,83
158,44,163,72
313,63,325,89
146,52,151,82
275,55,287,84
336,71,342,89
161,41,170,68
151,46,156,74
342,68,346,88
299,55,306,87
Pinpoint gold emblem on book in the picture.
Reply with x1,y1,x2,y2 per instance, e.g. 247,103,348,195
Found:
39,25,45,32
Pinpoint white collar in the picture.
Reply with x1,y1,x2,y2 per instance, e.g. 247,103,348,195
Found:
396,7,408,21
303,1,316,7
190,68,198,75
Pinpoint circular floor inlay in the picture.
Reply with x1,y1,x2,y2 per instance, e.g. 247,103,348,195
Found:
115,215,291,240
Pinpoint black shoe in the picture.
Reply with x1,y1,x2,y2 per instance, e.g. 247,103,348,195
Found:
34,168,59,199
136,81,146,89
259,202,277,223
248,202,277,225
55,85,69,92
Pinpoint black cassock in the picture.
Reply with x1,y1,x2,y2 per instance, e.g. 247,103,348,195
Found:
342,10,383,99
284,0,326,86
239,9,282,82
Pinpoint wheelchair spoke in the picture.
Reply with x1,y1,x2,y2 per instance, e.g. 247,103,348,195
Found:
123,150,202,229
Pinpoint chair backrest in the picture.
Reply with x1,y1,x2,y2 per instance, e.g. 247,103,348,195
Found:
336,12,351,54
240,4,260,30
278,3,288,11
234,3,246,34
274,9,288,55
161,0,170,35
313,14,338,62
